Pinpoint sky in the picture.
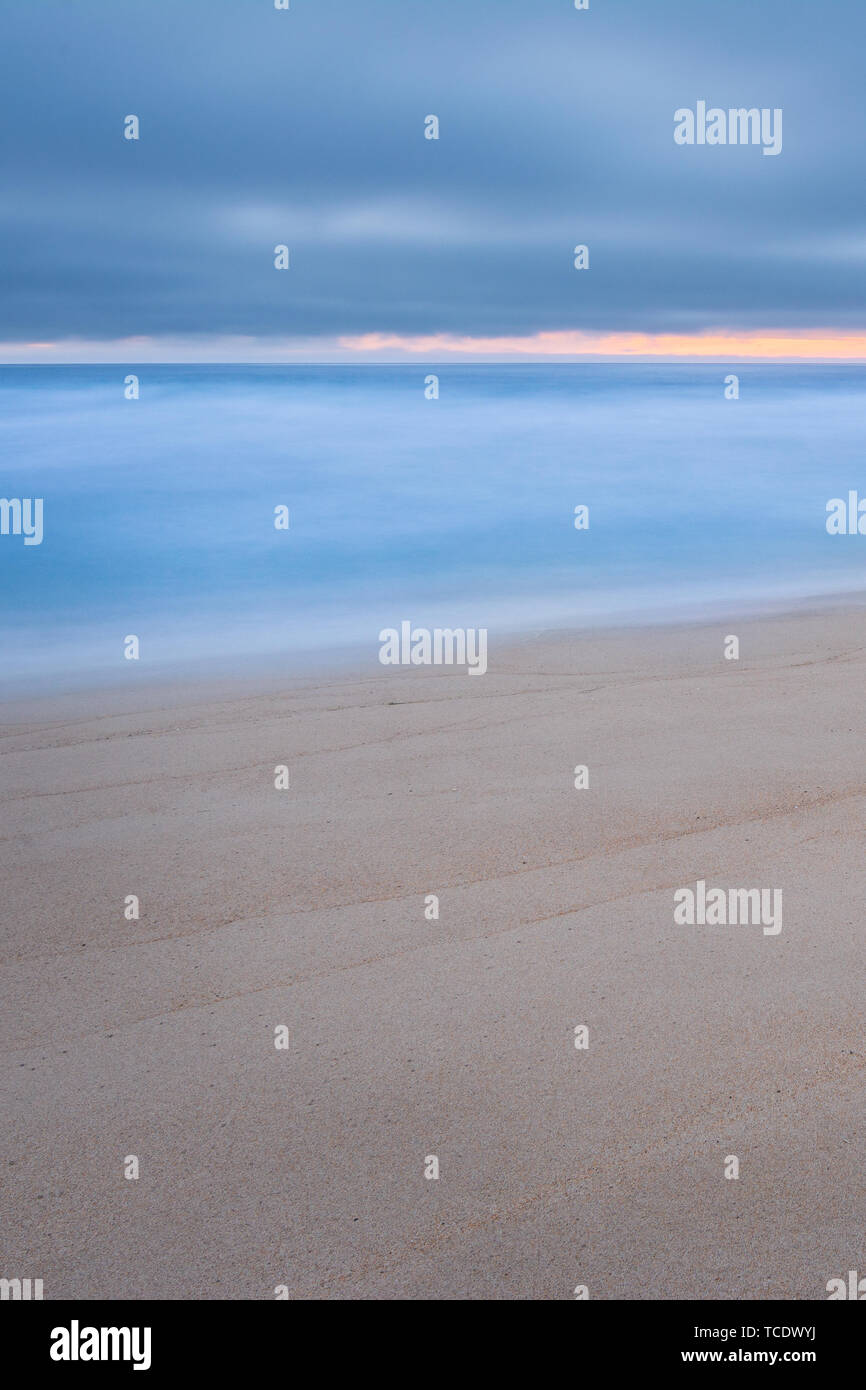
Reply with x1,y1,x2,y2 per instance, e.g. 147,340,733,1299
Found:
2,0,866,361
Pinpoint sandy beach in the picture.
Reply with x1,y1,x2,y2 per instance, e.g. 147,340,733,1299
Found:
2,603,865,1300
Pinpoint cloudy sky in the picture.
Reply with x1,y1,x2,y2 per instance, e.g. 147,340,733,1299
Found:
3,0,866,359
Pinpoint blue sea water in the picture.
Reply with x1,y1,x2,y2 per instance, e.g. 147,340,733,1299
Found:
2,363,866,688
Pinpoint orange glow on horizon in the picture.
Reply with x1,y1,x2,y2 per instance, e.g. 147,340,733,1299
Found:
8,330,866,363
338,329,866,360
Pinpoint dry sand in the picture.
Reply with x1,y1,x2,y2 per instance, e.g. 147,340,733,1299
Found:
2,605,866,1300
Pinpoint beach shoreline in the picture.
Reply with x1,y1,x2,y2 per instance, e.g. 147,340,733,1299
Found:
2,601,865,1298
7,581,866,712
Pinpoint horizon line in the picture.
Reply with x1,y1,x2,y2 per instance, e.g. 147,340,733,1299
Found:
7,328,866,364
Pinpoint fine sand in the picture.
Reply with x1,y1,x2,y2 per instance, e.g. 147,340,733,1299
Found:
2,605,866,1300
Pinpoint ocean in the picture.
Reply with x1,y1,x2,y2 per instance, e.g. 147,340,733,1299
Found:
2,363,865,687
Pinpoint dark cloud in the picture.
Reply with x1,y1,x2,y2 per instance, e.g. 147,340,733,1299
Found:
2,0,864,341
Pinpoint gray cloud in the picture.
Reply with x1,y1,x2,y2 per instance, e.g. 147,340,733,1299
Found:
2,0,865,342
